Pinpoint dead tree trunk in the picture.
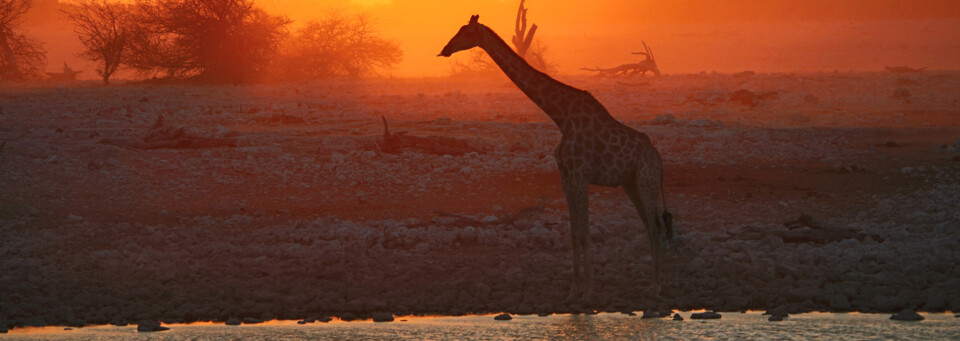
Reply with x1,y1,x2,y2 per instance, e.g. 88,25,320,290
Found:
511,0,537,58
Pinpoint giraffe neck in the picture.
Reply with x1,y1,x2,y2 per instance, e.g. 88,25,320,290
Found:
477,25,587,132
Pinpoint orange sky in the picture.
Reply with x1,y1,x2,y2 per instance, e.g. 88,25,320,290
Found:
24,0,960,78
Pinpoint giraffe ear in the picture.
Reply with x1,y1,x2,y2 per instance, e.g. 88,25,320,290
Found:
469,15,479,24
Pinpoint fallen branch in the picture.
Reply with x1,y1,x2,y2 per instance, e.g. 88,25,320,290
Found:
434,197,547,226
717,214,881,244
433,210,483,225
379,116,482,156
582,41,660,78
616,80,652,87
728,89,779,107
501,196,547,225
885,66,926,74
581,63,655,77
100,116,237,150
46,62,82,81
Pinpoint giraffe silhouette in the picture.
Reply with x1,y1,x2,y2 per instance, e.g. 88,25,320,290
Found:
439,15,675,302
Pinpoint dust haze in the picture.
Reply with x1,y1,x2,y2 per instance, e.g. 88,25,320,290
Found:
21,0,960,78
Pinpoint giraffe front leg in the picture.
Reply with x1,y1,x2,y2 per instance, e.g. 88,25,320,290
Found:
567,227,581,303
562,176,590,304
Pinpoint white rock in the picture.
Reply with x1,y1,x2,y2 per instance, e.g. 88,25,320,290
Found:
460,226,477,242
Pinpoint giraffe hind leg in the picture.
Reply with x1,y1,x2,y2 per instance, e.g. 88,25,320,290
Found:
562,176,591,302
623,178,663,295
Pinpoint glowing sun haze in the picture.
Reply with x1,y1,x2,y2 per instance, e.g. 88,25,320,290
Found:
261,0,960,77
29,0,960,77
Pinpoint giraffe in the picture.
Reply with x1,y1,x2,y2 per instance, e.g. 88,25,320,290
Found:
439,15,675,301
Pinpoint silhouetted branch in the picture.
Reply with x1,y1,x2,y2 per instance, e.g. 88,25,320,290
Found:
379,116,481,156
433,197,546,226
885,66,926,74
582,41,660,78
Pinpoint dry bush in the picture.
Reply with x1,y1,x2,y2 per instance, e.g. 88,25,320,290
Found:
447,48,499,79
65,0,132,84
125,0,289,83
525,40,556,74
0,0,46,81
280,12,401,79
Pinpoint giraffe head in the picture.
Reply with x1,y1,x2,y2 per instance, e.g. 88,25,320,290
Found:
438,15,483,57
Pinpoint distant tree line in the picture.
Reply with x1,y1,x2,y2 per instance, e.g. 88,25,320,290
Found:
281,12,401,79
2,0,403,83
66,0,402,84
0,0,46,81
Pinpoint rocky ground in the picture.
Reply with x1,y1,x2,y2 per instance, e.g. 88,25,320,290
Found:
1,72,959,328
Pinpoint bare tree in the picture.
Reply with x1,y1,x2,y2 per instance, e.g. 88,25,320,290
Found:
65,0,131,84
124,2,193,79
0,0,46,81
125,0,290,83
282,12,401,78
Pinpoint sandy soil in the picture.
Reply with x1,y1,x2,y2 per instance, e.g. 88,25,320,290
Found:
1,72,958,327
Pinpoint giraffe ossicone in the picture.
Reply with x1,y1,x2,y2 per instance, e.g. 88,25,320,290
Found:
439,15,675,302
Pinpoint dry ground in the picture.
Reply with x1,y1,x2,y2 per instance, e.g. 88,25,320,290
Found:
0,72,958,327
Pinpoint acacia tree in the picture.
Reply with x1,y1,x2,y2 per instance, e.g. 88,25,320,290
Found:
126,0,289,82
0,0,46,81
65,0,131,84
124,2,193,79
283,13,401,78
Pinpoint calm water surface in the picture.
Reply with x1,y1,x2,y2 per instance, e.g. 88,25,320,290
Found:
5,312,959,340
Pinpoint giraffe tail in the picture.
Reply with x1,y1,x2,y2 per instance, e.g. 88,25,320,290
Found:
659,166,677,248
